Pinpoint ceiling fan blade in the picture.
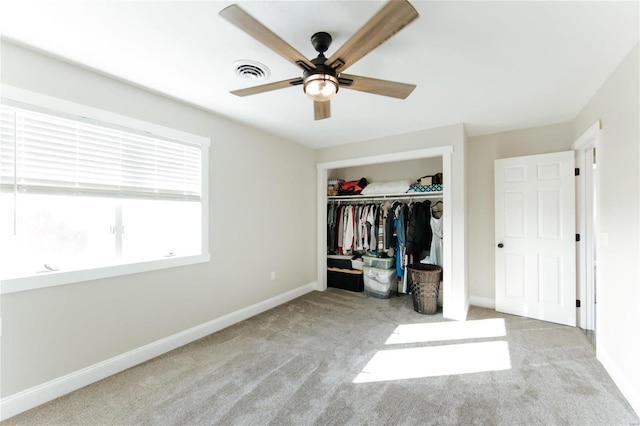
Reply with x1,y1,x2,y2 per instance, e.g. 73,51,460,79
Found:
325,0,418,73
314,101,331,120
339,74,416,99
220,5,315,72
231,77,303,97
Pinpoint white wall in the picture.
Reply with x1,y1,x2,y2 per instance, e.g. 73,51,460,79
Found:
573,43,640,415
0,42,317,399
316,124,468,320
466,123,574,306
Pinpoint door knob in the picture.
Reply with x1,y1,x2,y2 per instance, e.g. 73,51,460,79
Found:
497,243,504,248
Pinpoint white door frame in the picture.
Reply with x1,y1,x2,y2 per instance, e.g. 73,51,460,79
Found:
572,120,601,331
316,145,460,318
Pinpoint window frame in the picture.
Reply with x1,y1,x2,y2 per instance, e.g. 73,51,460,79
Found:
0,85,210,295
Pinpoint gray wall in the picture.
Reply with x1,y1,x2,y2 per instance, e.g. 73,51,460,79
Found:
466,123,574,303
573,43,640,413
0,42,317,397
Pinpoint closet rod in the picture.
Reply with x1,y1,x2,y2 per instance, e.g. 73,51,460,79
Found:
328,192,443,203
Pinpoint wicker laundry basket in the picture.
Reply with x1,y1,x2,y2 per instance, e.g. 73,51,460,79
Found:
407,263,442,315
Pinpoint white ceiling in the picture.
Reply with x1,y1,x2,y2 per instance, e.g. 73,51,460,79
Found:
1,1,638,149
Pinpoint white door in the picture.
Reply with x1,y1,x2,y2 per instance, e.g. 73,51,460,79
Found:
495,151,576,326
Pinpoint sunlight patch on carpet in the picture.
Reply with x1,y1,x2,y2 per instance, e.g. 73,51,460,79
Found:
353,341,511,383
385,318,506,345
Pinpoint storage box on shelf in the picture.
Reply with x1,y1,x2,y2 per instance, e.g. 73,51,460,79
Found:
408,183,443,192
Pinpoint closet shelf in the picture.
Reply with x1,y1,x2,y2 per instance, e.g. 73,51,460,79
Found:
327,192,442,202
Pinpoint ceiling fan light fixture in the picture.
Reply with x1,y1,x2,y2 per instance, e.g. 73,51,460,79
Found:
303,73,339,102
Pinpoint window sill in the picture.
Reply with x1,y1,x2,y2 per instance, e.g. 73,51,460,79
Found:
0,253,211,295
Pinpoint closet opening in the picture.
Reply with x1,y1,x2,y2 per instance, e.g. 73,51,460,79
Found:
316,145,462,319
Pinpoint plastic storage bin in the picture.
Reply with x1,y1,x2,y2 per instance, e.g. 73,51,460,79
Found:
351,258,364,270
362,265,397,299
362,255,395,270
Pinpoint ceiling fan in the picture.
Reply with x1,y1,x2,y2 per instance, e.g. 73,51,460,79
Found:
219,0,419,120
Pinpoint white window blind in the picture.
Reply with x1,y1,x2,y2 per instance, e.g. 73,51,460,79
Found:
0,106,16,188
0,104,201,200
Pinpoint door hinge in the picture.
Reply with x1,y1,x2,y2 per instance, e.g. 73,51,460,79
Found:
576,299,581,308
575,168,580,176
576,234,581,242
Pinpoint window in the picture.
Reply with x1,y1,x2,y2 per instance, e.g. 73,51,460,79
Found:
0,88,209,293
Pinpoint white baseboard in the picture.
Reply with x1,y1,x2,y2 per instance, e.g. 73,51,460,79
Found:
597,347,640,418
0,281,317,421
469,295,495,309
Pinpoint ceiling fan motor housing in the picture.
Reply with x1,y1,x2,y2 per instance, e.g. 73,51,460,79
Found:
311,31,332,53
304,55,338,81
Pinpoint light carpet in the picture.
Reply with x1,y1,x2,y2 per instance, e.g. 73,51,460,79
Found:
5,288,639,425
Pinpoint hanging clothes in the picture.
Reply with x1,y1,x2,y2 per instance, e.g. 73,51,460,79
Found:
406,200,433,262
384,201,396,251
327,205,334,254
429,216,443,266
376,203,385,253
366,204,373,250
342,206,355,254
326,199,442,277
361,205,368,248
337,206,344,254
428,201,444,265
396,204,408,292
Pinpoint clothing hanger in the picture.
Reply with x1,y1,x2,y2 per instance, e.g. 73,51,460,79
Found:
431,200,443,218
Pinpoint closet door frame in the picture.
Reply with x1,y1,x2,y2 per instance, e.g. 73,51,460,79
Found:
317,145,461,320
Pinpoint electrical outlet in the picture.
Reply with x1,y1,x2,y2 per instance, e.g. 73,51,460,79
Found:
270,271,276,281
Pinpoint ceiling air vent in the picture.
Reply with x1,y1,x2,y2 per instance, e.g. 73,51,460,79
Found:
233,60,270,81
